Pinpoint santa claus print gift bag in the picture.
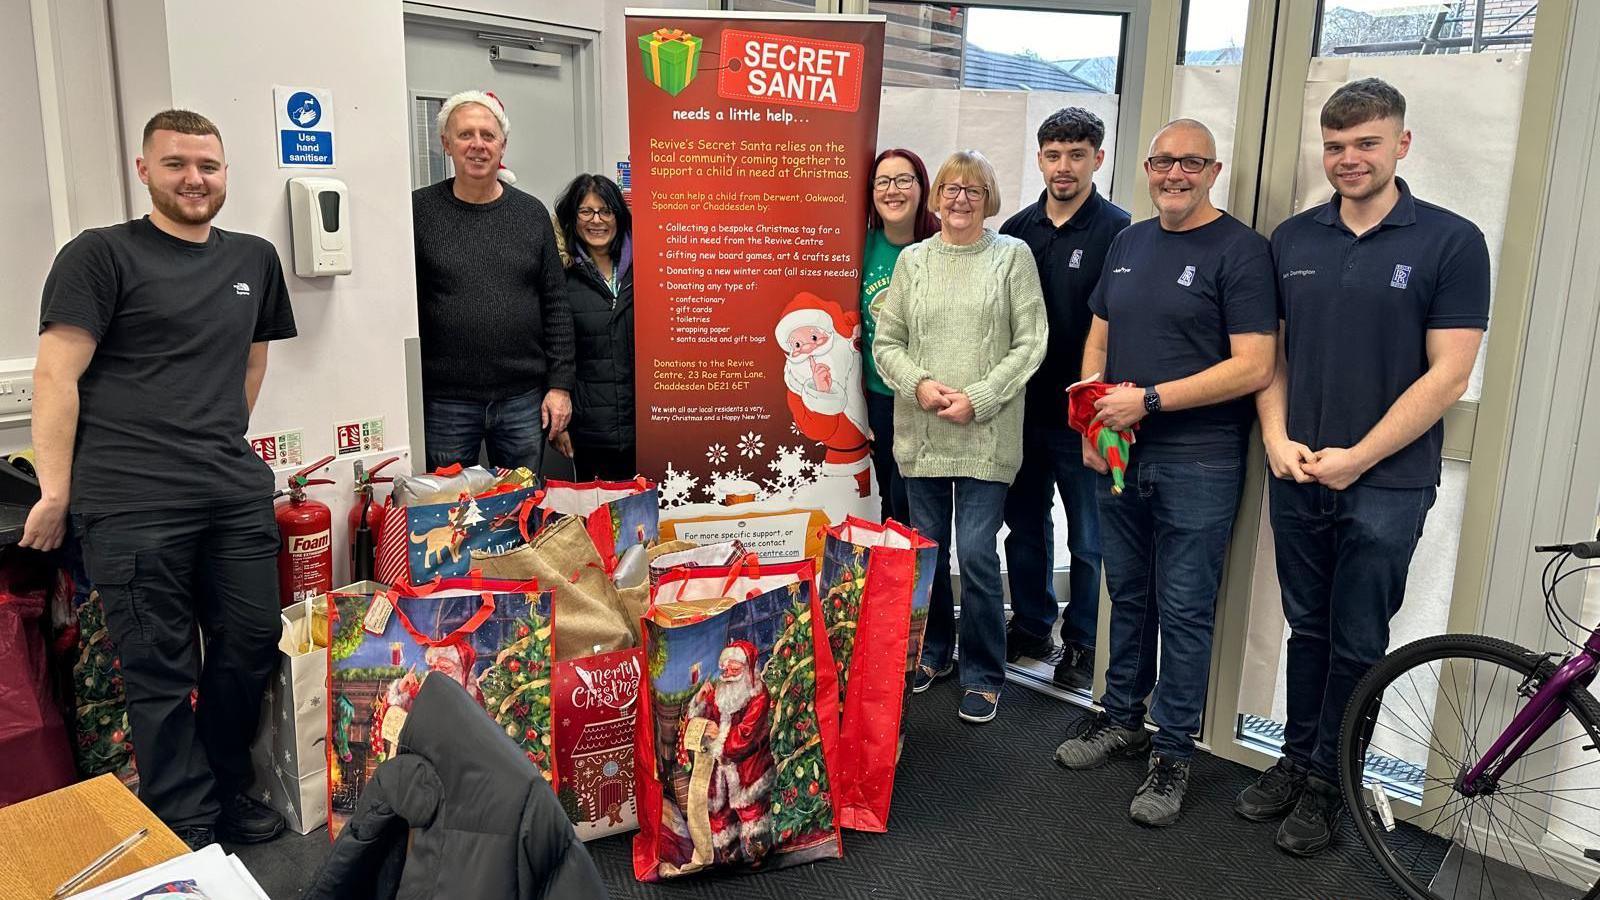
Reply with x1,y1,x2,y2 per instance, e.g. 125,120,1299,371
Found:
374,465,544,587
632,558,844,881
819,517,937,833
325,578,556,837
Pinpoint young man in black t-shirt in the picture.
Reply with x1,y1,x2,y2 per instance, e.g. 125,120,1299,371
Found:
24,110,297,848
1236,79,1488,856
1052,119,1277,827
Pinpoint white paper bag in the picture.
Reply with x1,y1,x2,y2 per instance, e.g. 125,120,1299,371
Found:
248,597,329,834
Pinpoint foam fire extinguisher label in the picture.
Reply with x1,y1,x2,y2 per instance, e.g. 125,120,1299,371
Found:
335,418,385,457
288,529,332,602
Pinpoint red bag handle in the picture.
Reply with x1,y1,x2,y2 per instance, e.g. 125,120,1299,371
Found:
660,552,763,603
518,490,547,542
392,574,543,597
386,589,497,648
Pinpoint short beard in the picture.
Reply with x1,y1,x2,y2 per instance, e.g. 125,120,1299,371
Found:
150,184,225,226
1047,182,1082,204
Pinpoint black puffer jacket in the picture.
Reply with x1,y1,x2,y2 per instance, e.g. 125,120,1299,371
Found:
566,255,634,450
306,674,607,900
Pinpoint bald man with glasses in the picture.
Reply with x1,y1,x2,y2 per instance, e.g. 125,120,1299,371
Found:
1051,119,1277,828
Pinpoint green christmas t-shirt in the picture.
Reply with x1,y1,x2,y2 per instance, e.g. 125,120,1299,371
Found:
860,227,911,396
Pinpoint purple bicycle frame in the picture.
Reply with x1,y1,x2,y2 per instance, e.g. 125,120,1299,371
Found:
1458,630,1600,795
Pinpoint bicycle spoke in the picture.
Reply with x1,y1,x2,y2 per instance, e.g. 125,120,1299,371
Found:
1497,796,1595,891
1486,799,1557,900
1428,658,1482,765
1371,715,1460,771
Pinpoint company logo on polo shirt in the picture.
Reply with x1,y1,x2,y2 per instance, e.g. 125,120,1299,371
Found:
1390,264,1412,289
1069,248,1083,269
1112,266,1132,274
233,282,252,296
1282,269,1317,279
1177,265,1196,286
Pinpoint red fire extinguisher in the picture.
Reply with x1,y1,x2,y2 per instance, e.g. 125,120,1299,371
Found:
275,454,337,608
348,456,400,583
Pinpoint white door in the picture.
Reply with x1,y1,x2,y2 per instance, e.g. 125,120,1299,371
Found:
404,18,588,209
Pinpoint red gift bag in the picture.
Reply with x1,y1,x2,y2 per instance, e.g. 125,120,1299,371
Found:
0,554,75,806
819,517,937,832
632,558,843,881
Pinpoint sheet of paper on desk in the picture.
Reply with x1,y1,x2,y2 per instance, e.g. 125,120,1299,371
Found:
66,844,269,900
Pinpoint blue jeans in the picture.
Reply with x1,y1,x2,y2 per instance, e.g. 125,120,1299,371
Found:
866,389,909,524
1271,477,1436,781
1099,458,1244,759
907,476,1009,692
424,389,546,472
1003,426,1102,648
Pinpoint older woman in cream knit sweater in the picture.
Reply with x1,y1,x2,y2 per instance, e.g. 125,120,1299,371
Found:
871,150,1047,725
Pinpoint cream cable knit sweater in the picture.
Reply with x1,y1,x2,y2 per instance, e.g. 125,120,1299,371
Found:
870,229,1047,484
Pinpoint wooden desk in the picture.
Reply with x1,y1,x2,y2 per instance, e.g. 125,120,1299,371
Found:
0,774,188,897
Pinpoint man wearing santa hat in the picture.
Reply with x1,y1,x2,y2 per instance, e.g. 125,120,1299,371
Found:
677,641,775,865
773,292,872,497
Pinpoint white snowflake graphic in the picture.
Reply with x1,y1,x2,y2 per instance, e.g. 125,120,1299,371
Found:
706,443,729,466
737,431,766,459
790,421,801,436
659,463,699,509
761,445,821,499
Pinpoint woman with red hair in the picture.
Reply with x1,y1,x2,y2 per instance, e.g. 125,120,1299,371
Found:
861,148,939,526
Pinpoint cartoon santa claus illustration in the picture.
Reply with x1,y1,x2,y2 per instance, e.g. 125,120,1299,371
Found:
677,641,775,865
773,292,872,497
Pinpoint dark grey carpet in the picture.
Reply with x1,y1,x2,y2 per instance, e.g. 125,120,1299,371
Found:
232,679,1411,899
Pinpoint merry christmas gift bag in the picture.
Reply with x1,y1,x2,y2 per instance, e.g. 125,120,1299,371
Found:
633,558,843,881
819,517,937,833
541,477,660,574
325,578,555,837
552,647,643,841
373,466,543,587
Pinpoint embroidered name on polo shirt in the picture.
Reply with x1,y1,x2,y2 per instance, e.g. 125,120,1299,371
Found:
233,282,252,296
1177,265,1196,287
1069,248,1083,269
1390,264,1412,289
1282,269,1316,279
1113,266,1132,274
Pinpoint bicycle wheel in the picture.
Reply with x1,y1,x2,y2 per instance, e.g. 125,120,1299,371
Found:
1340,634,1600,900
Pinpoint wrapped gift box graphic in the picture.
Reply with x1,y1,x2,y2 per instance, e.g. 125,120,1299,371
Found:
639,28,702,96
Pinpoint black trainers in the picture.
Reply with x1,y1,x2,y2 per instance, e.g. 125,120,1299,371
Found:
1004,619,1055,663
1053,711,1150,769
912,662,953,694
1052,643,1094,691
1275,775,1343,856
1129,753,1191,827
1235,757,1306,821
216,792,285,844
174,825,216,851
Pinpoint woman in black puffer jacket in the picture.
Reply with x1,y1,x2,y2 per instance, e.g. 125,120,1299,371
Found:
553,174,635,480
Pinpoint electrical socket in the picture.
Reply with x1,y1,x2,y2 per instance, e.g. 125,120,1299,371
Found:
0,374,34,419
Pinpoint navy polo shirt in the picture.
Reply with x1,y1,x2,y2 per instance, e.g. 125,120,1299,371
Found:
1089,213,1278,463
1000,185,1132,431
1271,177,1489,488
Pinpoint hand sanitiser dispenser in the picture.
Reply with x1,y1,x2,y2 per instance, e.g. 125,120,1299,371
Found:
287,177,352,276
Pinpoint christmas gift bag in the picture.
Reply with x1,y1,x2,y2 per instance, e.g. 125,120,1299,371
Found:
1067,375,1137,495
374,465,543,586
0,550,75,806
637,27,703,96
648,539,746,589
542,477,660,573
325,578,556,837
553,647,643,841
633,558,843,881
819,517,937,833
474,514,636,659
249,597,330,834
47,536,137,785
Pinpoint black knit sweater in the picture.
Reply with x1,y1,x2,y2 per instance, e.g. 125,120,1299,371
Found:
412,179,575,400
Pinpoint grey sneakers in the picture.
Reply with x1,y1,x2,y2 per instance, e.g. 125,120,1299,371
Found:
1053,712,1151,769
1129,753,1190,827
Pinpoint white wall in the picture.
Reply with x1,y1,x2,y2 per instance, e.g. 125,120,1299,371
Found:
1,0,55,361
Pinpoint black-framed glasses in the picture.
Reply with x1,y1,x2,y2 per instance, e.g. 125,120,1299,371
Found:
939,183,987,201
577,207,616,221
1146,155,1214,174
873,174,918,192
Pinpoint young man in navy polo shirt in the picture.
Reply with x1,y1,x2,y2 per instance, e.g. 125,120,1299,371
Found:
1236,78,1488,856
1053,119,1276,826
998,107,1130,691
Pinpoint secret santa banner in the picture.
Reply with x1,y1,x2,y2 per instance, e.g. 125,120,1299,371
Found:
627,10,886,529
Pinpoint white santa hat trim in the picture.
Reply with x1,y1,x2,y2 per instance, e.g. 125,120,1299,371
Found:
718,644,754,669
436,89,518,184
774,307,834,344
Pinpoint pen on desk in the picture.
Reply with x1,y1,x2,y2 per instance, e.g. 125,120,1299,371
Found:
51,826,149,899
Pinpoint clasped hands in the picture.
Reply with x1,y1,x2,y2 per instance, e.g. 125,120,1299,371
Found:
915,378,975,425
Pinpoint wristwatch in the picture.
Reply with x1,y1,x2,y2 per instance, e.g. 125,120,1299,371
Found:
1143,385,1163,414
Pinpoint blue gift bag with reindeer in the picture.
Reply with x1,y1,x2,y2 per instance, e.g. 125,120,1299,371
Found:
374,466,544,587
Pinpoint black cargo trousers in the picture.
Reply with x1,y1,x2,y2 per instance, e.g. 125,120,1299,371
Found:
72,498,281,829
